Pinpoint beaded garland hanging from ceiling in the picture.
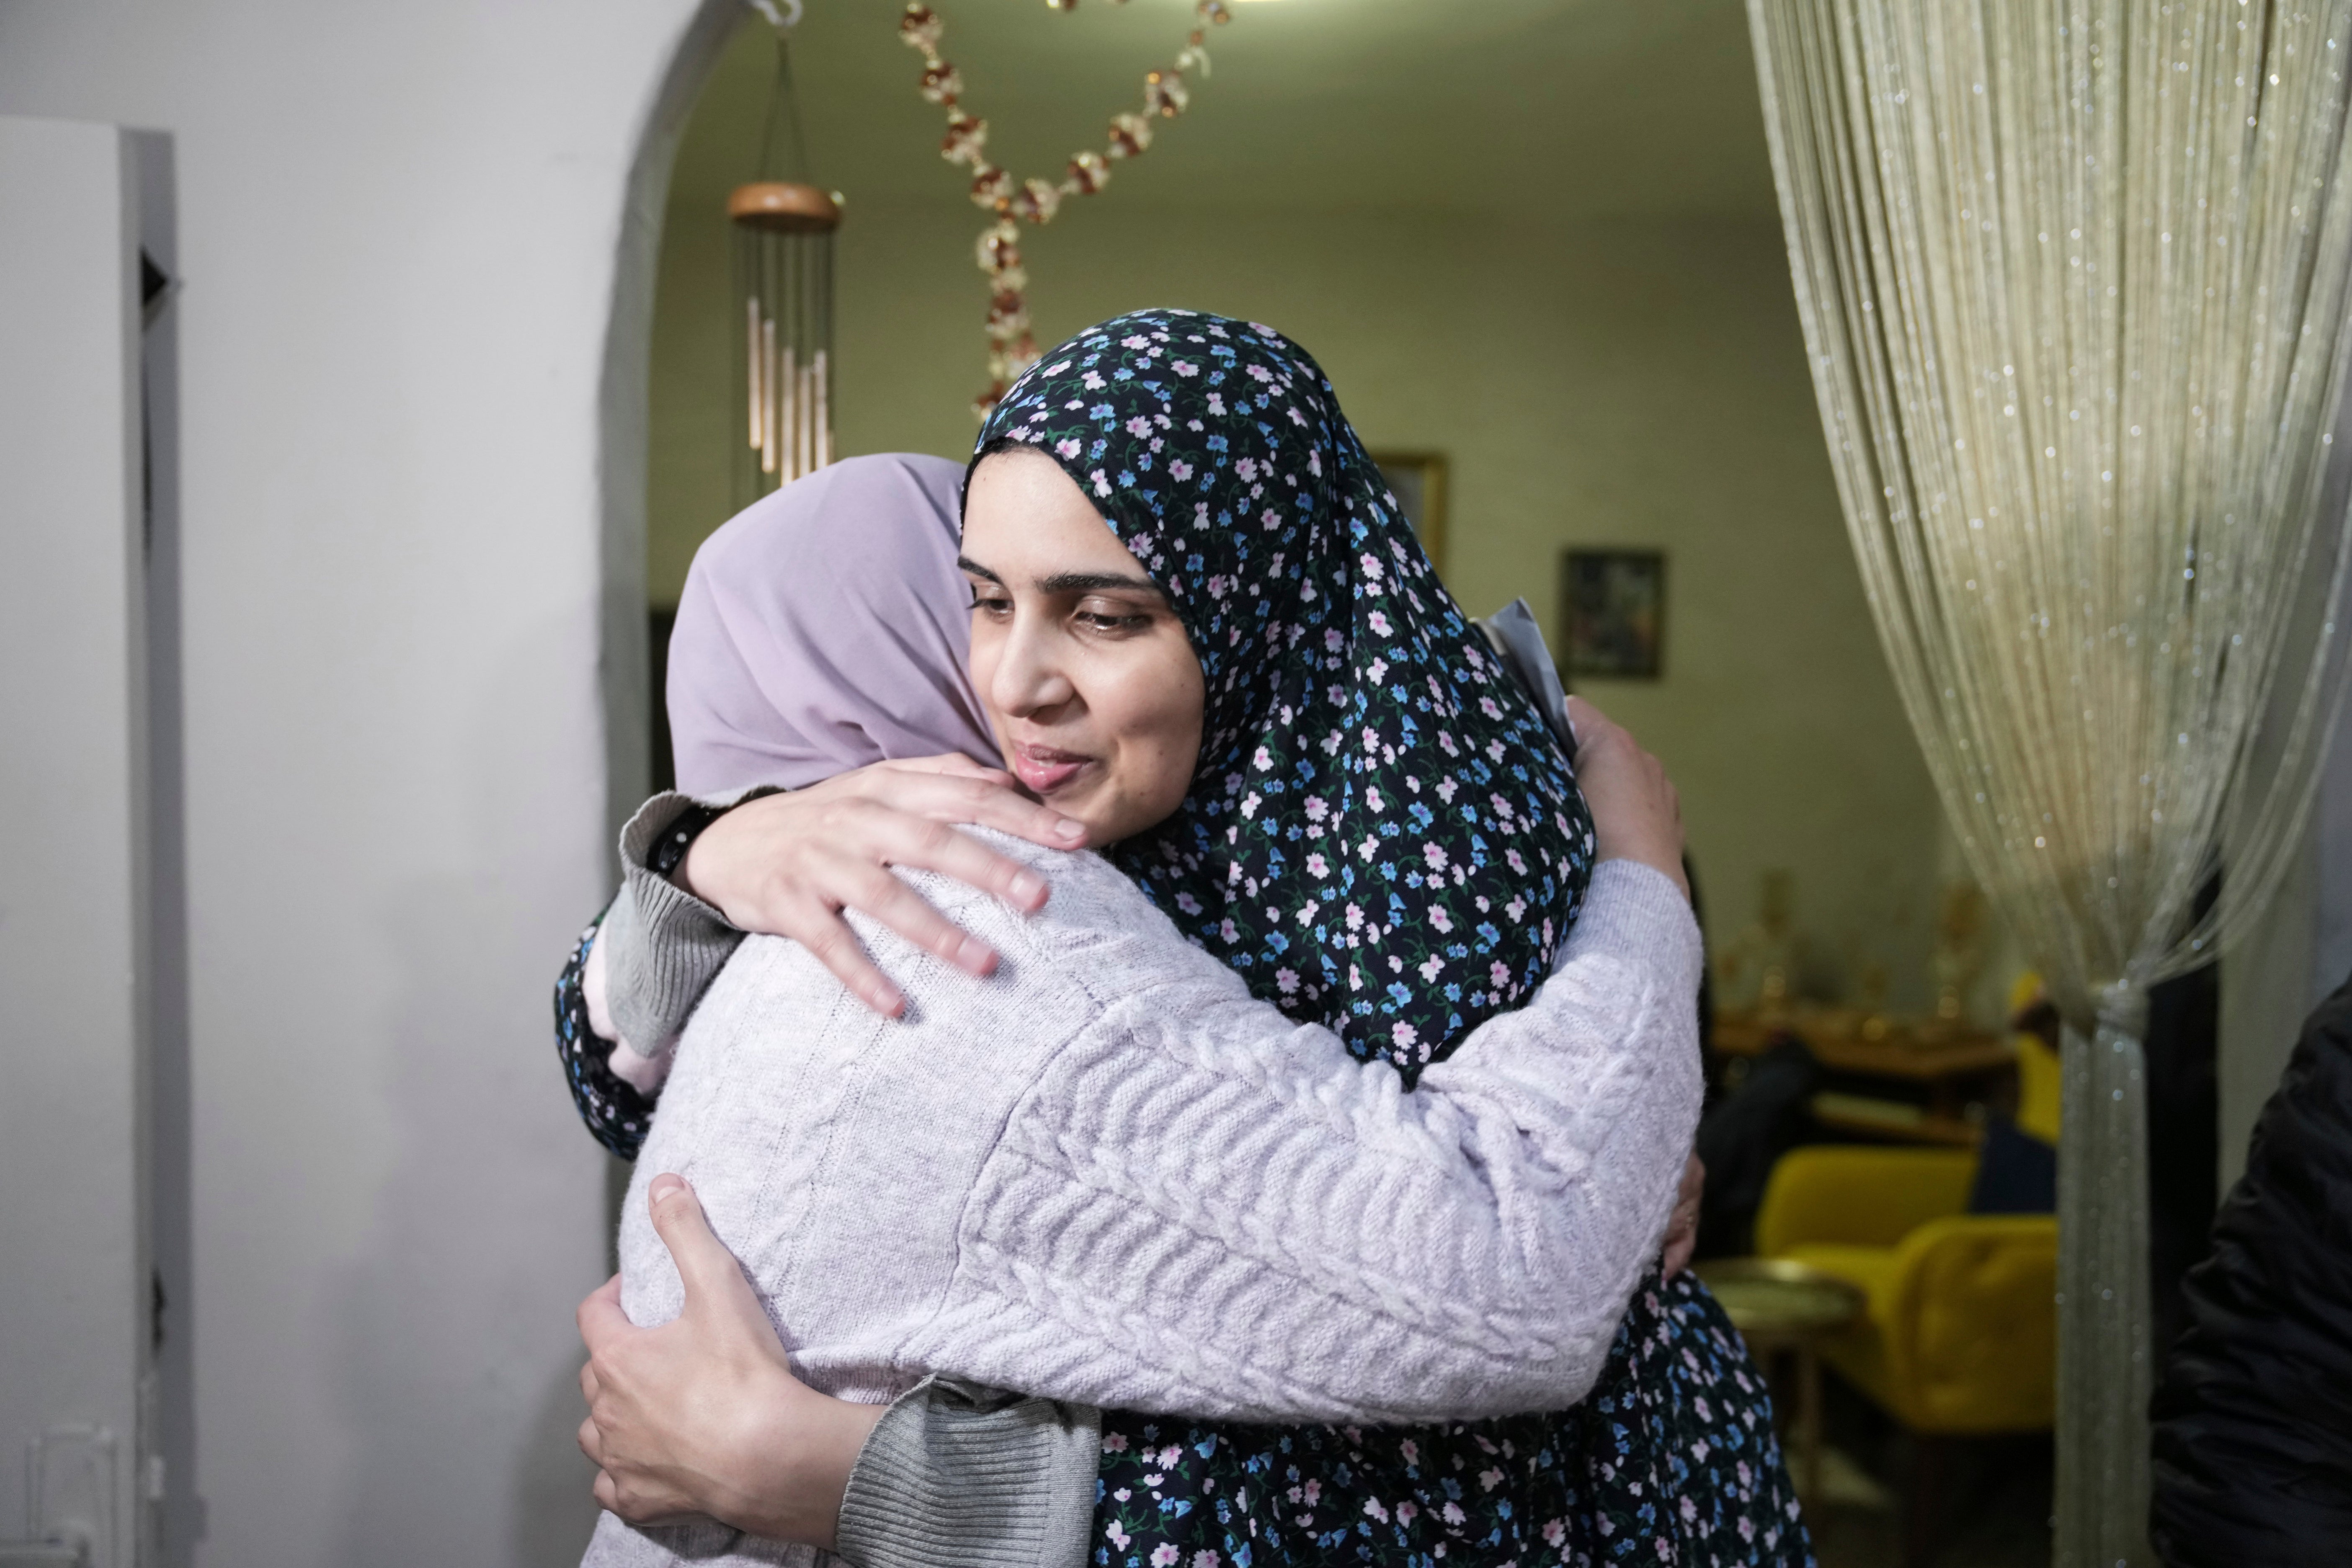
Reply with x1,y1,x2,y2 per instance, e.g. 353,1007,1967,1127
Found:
898,0,1233,415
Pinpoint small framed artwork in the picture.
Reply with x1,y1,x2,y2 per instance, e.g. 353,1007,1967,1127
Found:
1370,451,1449,572
1558,548,1666,680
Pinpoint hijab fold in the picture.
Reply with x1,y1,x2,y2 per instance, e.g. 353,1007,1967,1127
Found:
667,453,997,798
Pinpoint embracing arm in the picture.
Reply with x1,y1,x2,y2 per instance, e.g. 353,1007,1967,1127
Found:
552,792,764,1159
880,848,1703,1426
558,767,1088,1156
567,772,1099,1563
588,710,1693,1561
647,831,1703,1428
591,858,1696,1555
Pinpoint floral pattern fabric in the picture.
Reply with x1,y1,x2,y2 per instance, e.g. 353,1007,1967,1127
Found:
975,309,1595,1080
979,312,1807,1567
1092,1269,1813,1568
554,908,656,1161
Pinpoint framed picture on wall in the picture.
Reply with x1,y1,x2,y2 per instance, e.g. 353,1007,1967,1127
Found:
1370,451,1449,572
1558,548,1666,679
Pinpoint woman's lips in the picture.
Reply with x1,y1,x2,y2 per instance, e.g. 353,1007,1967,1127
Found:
1011,741,1092,794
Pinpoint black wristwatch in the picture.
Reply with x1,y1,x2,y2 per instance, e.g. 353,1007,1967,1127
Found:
648,801,729,879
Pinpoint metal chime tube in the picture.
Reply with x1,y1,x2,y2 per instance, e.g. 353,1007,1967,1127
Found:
789,230,805,482
745,295,763,454
814,217,833,468
759,313,778,477
814,349,831,469
730,181,840,506
790,346,809,482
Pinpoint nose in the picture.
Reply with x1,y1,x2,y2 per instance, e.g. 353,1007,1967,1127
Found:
989,608,1078,721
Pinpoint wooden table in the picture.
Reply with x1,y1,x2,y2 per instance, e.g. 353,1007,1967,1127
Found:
1714,1006,2016,1147
1694,1257,1867,1502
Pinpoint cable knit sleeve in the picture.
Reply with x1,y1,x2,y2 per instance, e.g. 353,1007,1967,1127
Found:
599,790,760,1058
906,851,1702,1424
619,836,1702,1433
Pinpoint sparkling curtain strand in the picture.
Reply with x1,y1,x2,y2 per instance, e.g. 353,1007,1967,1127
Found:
1746,1,2352,1560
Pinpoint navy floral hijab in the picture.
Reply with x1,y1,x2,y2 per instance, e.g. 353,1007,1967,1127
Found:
973,309,1595,1078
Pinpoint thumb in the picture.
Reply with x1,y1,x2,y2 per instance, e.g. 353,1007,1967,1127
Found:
646,1174,767,1330
1563,696,1612,754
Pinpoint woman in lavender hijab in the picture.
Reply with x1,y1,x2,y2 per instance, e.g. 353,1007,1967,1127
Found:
558,402,1764,1568
563,451,1078,1127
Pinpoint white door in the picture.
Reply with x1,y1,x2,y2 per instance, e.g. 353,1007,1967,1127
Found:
0,115,153,1568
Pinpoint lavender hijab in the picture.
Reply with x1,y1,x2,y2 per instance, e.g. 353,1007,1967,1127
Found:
666,454,997,796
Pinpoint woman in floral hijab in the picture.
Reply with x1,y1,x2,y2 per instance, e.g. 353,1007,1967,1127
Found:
976,310,1808,1566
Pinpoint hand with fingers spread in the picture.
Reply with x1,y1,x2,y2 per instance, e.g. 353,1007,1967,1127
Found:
1563,696,1689,902
678,754,1089,1017
577,1174,882,1546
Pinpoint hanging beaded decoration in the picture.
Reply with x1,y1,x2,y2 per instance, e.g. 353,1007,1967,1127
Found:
897,0,1233,414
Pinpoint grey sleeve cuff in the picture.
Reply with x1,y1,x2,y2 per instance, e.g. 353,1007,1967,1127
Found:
834,1379,1100,1568
602,789,771,1050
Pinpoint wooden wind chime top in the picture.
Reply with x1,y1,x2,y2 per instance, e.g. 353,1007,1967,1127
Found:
897,0,1234,413
728,181,842,235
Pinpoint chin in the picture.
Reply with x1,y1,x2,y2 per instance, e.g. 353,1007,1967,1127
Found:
1072,796,1185,849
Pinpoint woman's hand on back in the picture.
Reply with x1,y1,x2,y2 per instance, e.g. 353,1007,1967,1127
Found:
1564,696,1689,902
678,755,1088,1017
577,1175,882,1547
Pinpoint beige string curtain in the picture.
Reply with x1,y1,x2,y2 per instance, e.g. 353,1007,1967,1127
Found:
1745,0,2352,1560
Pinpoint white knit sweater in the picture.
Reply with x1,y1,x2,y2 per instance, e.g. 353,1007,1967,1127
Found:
584,838,1702,1568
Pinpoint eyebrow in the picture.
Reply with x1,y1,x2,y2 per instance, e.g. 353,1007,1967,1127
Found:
957,557,1167,599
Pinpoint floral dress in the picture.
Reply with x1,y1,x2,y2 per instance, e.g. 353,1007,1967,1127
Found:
554,913,655,1160
1093,1272,1809,1567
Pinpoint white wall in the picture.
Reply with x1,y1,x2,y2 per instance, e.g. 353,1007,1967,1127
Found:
0,115,149,1568
0,4,725,1563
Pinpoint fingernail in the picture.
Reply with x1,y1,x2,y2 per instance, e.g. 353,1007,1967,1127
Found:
1011,871,1047,904
1052,818,1085,843
957,936,998,974
649,1173,684,1204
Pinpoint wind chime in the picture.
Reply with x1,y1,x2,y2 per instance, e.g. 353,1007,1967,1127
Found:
733,0,838,502
897,0,1233,414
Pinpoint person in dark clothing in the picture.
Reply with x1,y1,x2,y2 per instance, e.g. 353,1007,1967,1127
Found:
2143,955,2222,1353
2150,968,2352,1566
1693,1037,1822,1258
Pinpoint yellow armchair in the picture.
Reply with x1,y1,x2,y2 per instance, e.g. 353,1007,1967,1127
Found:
1756,1145,2055,1435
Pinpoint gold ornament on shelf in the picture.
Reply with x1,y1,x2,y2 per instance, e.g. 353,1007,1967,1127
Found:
1717,868,1803,1021
1927,882,1989,1027
897,0,1233,414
